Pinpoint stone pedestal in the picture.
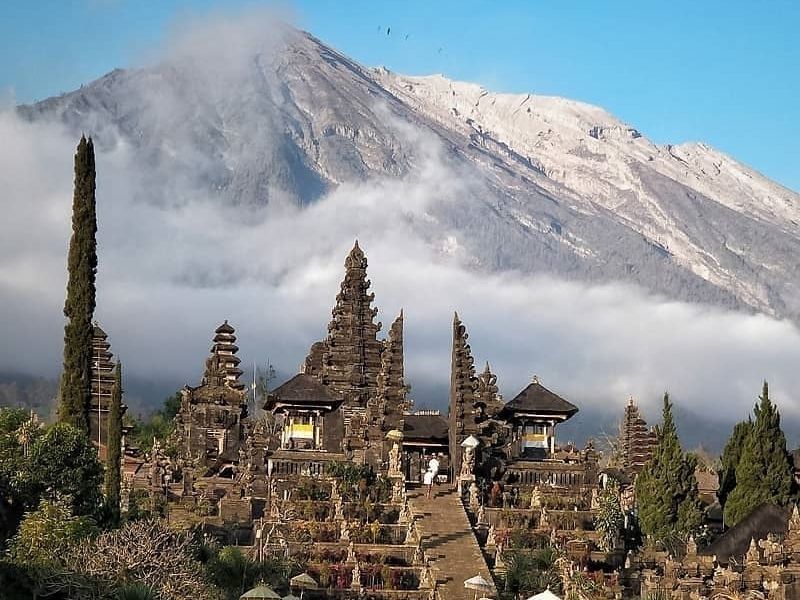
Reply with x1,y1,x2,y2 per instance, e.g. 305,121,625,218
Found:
391,475,405,503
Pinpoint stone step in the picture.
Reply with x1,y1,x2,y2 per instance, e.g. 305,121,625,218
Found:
408,486,496,600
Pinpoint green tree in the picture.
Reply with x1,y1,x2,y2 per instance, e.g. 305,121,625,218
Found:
26,423,103,519
724,381,794,526
9,498,98,566
58,136,98,434
635,393,702,543
128,392,181,455
594,479,624,551
0,414,102,547
162,391,181,420
718,418,753,510
105,361,123,524
0,409,44,545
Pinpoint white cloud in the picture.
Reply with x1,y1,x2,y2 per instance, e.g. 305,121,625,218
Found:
1,9,799,450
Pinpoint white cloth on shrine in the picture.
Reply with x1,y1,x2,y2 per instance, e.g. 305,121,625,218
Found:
526,590,562,600
423,470,434,485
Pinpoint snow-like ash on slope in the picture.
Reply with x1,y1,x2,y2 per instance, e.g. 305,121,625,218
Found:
376,71,800,317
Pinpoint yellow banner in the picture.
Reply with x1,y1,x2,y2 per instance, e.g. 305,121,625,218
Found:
289,423,314,439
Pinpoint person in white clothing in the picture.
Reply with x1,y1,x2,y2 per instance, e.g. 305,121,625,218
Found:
428,456,440,479
423,469,434,498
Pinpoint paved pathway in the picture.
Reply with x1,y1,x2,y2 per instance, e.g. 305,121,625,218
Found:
408,485,496,599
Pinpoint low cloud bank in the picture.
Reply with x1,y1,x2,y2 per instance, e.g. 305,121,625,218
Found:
1,8,798,449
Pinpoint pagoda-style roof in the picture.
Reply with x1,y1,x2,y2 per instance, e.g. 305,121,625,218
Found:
216,320,235,335
498,377,578,422
264,373,343,411
404,413,449,442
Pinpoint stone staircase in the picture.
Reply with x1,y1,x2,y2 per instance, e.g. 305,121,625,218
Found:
408,485,496,599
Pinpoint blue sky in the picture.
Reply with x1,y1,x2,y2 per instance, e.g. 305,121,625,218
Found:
1,0,798,191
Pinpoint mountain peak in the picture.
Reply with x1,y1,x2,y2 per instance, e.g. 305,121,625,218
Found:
16,29,800,323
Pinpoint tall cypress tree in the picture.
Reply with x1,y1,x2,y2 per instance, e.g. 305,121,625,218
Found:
718,419,754,510
635,393,702,542
58,136,97,434
724,382,793,527
104,361,123,523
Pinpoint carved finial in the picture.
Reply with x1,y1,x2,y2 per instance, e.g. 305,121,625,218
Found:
345,240,366,267
789,504,800,532
531,374,540,384
746,537,760,564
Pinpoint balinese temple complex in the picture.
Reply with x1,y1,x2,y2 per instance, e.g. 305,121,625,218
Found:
115,241,800,599
121,244,600,565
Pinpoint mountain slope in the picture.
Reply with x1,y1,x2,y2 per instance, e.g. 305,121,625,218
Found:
377,71,800,315
17,27,800,321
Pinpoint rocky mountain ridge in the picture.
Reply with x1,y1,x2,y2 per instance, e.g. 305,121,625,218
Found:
17,27,800,321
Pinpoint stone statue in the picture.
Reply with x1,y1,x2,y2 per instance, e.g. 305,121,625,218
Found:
461,445,475,478
412,542,423,565
331,478,340,501
419,560,435,589
590,487,600,510
540,505,549,528
388,442,402,476
495,542,505,569
686,535,697,557
182,468,195,496
351,561,361,589
399,498,413,524
392,477,405,503
405,519,418,545
477,504,486,525
347,541,356,563
530,485,542,509
269,495,281,520
469,482,480,510
340,519,351,542
334,496,345,521
486,524,496,548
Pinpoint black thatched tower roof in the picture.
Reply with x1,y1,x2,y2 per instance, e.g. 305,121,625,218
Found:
403,413,449,443
498,376,579,422
264,373,343,411
700,503,791,563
